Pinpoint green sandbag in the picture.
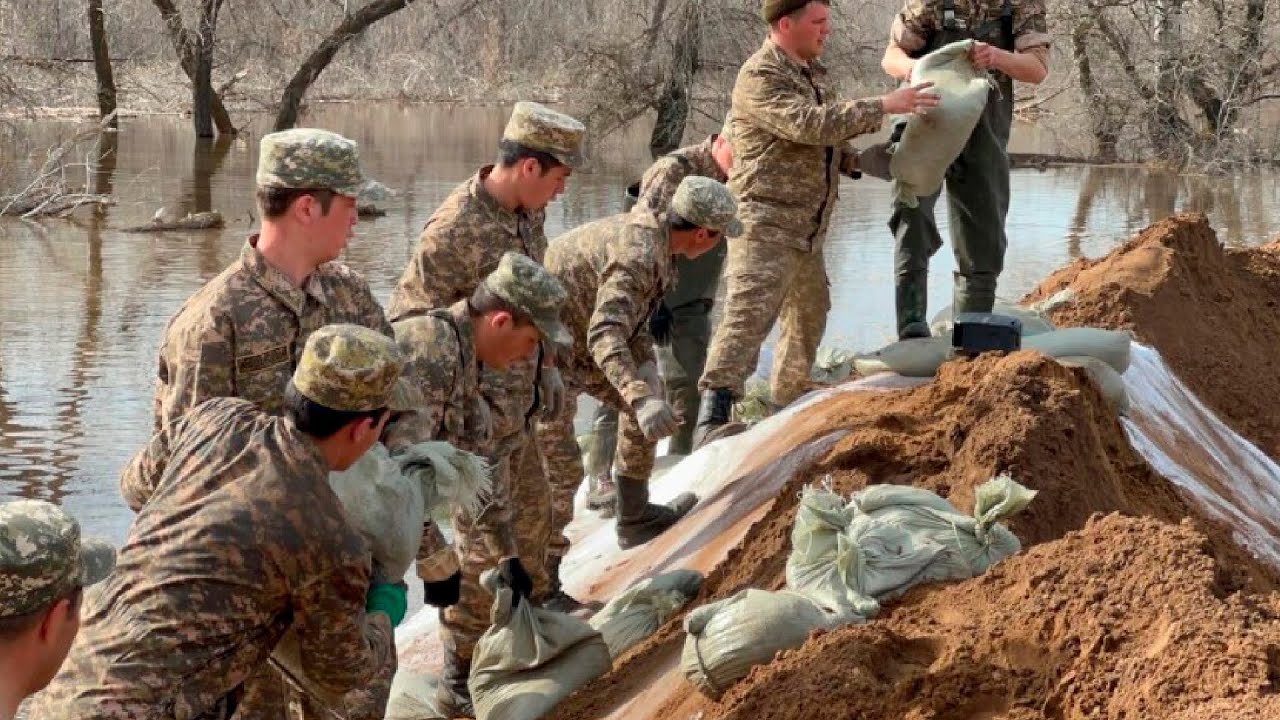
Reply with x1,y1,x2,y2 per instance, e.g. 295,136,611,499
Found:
930,301,1055,338
784,487,882,618
852,336,951,378
890,39,992,207
1057,355,1130,415
681,589,861,700
589,570,704,659
469,569,612,720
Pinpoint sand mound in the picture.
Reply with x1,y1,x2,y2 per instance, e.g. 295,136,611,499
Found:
1026,212,1280,459
550,352,1278,720
705,514,1280,720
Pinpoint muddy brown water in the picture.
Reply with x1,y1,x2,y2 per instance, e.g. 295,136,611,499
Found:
3,103,1280,542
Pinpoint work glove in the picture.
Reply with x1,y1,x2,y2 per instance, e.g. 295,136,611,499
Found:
538,366,565,421
365,581,408,626
497,557,534,608
858,142,893,182
633,396,679,441
649,304,674,345
637,360,665,399
423,570,463,608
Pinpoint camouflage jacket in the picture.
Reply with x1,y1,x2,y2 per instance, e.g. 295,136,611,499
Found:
635,136,729,308
387,165,545,442
36,398,393,720
152,236,392,431
729,38,885,252
891,0,1051,62
544,213,674,405
384,301,489,579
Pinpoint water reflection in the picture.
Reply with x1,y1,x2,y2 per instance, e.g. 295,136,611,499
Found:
1,105,1278,542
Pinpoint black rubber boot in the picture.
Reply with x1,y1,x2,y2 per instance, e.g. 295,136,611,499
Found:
692,388,742,451
615,478,697,550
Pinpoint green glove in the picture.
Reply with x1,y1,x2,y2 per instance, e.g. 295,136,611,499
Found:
365,582,408,627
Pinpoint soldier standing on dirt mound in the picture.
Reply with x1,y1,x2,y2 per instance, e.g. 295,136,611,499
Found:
539,176,741,552
692,0,938,450
386,101,589,717
581,116,735,517
875,0,1051,339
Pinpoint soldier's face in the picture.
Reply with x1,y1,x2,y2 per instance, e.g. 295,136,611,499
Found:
30,592,82,693
478,313,542,368
783,2,832,59
305,193,358,263
520,163,573,210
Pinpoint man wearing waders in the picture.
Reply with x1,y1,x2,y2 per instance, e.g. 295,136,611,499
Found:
879,0,1050,339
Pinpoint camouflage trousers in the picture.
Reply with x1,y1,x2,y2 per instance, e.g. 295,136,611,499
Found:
699,238,830,407
538,364,657,545
439,427,551,663
281,648,396,720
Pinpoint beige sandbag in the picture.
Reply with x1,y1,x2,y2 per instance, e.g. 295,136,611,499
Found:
1023,327,1131,374
929,301,1055,338
1057,355,1130,414
384,671,448,720
589,569,704,659
469,568,612,720
889,39,992,207
852,336,951,378
680,589,861,700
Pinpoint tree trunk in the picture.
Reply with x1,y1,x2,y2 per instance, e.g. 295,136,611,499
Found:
151,0,235,136
1070,20,1116,162
86,0,117,128
1149,0,1185,158
191,0,220,138
647,1,701,159
274,0,434,130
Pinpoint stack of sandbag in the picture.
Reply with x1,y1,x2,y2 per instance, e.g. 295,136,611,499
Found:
680,588,860,700
888,39,992,208
929,300,1055,338
469,568,612,720
274,441,490,709
589,569,704,660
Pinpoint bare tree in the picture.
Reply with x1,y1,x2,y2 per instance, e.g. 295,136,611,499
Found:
151,0,235,136
86,0,117,127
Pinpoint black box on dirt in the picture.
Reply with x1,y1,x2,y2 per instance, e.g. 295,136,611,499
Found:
951,313,1022,356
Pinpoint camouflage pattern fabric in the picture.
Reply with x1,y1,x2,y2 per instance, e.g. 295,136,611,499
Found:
0,500,114,618
256,128,386,199
483,251,572,348
669,176,743,238
385,166,554,662
700,240,830,406
27,398,394,720
727,37,884,252
293,324,418,413
502,101,587,167
152,236,393,434
891,0,1051,62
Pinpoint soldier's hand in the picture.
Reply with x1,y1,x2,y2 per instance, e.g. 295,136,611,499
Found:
637,361,666,399
633,396,679,441
538,366,565,421
365,581,409,626
970,42,1002,72
497,557,534,607
881,82,940,116
423,570,462,608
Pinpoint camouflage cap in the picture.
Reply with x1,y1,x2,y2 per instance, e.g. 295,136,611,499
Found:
671,176,743,238
1,500,115,619
502,102,586,168
293,324,421,413
256,128,388,200
483,252,573,348
762,0,819,23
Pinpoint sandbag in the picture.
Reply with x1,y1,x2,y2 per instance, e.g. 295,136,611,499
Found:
681,588,860,699
811,346,855,385
846,475,1035,601
384,671,448,720
1057,355,1130,414
852,336,951,378
469,568,612,720
589,569,704,659
784,487,881,617
930,300,1055,338
889,39,992,207
1023,327,1131,374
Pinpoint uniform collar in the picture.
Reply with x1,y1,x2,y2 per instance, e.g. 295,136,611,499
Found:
242,235,330,314
470,165,524,237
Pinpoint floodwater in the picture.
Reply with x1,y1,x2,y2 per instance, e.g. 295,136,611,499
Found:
2,103,1279,543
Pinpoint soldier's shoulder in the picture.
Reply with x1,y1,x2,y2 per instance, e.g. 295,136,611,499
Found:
314,259,374,291
394,314,462,361
163,263,251,338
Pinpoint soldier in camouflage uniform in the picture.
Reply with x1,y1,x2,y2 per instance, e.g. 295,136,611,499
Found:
693,0,938,448
879,0,1051,338
582,118,736,516
27,325,417,720
0,501,113,720
383,253,571,655
540,176,741,551
143,128,402,720
386,102,586,717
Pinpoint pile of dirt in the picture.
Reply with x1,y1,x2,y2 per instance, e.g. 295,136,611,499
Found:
550,352,1279,720
1026,212,1280,459
706,514,1280,720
